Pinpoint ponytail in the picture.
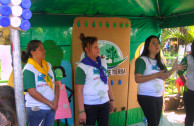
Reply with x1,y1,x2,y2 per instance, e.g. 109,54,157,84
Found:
80,33,87,53
21,50,29,63
79,33,97,54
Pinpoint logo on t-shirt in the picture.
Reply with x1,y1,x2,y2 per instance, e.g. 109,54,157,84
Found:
152,64,160,71
93,67,107,75
80,40,127,76
37,73,53,82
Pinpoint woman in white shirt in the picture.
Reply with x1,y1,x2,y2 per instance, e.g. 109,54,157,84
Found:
135,35,184,126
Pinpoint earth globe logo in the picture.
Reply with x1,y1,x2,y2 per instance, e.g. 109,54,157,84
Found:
80,40,128,69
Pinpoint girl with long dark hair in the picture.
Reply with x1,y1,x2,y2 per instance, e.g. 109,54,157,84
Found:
135,35,185,126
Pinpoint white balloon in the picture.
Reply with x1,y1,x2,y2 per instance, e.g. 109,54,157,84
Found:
11,6,23,16
11,0,22,6
10,16,21,27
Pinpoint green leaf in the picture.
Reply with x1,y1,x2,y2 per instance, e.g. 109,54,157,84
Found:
99,22,103,27
106,49,111,53
120,22,123,28
106,22,109,28
85,22,88,27
113,22,117,27
77,21,80,27
92,21,95,27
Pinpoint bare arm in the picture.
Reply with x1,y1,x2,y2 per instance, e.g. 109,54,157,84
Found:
108,78,115,112
54,81,60,103
135,59,186,83
76,84,85,112
135,70,165,83
51,81,60,110
76,84,86,123
27,88,52,107
163,60,186,80
179,75,186,84
108,78,114,100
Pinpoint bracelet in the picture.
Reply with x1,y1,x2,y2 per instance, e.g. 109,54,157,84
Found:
110,99,114,102
79,110,85,114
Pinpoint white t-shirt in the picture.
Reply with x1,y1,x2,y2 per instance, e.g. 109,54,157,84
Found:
23,63,55,110
137,56,164,97
185,55,194,90
75,59,109,105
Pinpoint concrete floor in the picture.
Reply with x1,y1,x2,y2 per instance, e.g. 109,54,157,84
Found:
162,108,185,126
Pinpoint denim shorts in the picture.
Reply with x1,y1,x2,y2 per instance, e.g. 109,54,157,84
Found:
26,107,56,126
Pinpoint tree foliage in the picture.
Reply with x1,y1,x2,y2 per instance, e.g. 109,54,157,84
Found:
106,46,119,63
161,26,194,45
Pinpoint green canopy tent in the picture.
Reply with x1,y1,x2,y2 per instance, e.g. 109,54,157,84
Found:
29,0,194,28
17,0,194,125
21,0,194,60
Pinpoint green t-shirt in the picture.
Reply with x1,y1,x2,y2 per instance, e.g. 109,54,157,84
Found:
75,65,109,85
135,57,167,75
75,66,86,85
23,69,57,91
23,70,36,92
178,56,187,75
75,59,109,105
135,58,146,75
135,56,167,96
23,63,56,109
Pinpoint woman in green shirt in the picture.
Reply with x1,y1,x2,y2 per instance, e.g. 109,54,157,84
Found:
135,35,184,126
178,42,194,126
21,40,60,126
75,33,115,126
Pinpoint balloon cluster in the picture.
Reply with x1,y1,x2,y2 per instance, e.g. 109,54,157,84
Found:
0,0,32,30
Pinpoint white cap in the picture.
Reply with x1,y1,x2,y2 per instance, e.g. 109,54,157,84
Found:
11,6,22,16
10,16,21,27
11,0,22,6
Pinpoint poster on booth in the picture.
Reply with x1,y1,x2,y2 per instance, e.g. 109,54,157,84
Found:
72,17,131,124
55,81,72,120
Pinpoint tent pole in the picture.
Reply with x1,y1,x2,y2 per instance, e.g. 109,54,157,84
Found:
10,28,26,126
156,0,161,18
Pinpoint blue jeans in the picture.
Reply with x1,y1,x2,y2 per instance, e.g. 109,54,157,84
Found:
84,101,110,126
26,107,56,126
